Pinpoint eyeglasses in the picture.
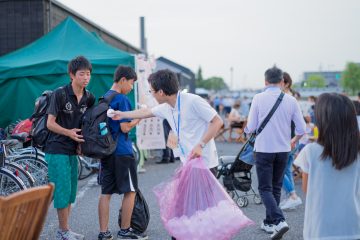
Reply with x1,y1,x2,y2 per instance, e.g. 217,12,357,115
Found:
148,89,157,94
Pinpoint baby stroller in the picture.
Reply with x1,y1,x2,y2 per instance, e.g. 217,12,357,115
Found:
217,135,262,208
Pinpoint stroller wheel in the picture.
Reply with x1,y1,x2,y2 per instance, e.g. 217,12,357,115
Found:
237,197,249,207
254,194,262,204
227,190,235,199
244,197,249,207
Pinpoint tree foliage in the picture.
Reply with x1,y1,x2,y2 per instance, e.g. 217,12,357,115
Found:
304,74,326,88
196,67,203,85
198,76,228,90
195,67,228,90
341,62,360,95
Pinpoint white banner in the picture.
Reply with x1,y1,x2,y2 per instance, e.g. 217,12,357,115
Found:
135,55,166,150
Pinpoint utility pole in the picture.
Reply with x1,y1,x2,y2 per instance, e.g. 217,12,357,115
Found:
140,17,147,57
230,66,234,90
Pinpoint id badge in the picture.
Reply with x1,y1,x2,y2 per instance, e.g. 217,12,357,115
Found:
167,130,178,149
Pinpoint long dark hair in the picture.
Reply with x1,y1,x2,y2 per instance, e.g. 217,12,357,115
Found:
315,93,359,170
283,72,295,95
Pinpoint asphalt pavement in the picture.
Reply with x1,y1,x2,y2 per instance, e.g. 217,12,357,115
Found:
40,141,305,240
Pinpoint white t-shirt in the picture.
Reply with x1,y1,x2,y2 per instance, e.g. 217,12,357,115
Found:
294,142,360,240
299,123,314,145
151,92,219,168
229,107,241,121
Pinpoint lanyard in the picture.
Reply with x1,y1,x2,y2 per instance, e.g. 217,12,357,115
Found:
171,92,186,156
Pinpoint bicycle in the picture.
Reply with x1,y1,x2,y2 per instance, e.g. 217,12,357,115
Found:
0,141,27,196
2,138,48,186
8,133,46,161
3,160,35,188
132,142,140,166
77,156,99,180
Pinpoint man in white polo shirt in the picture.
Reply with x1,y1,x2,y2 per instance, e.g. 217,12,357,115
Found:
109,69,223,175
245,66,306,240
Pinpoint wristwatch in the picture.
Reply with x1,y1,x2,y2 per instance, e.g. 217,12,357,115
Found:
199,141,206,149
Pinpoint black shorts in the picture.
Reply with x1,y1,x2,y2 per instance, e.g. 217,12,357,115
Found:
100,154,138,195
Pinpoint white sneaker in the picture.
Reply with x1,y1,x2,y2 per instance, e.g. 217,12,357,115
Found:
260,222,274,234
69,230,85,240
56,230,78,240
279,198,287,207
271,221,289,240
280,197,302,210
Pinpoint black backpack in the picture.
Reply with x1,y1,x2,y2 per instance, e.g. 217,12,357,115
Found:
118,189,150,233
80,92,119,159
30,88,66,150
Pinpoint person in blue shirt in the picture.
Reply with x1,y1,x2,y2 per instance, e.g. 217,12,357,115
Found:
213,96,221,113
97,66,147,240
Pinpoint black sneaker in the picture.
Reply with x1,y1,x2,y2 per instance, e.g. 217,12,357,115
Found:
98,230,113,240
156,159,169,164
117,228,148,240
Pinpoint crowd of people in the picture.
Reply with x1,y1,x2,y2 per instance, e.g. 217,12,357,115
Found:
209,66,359,240
43,56,359,240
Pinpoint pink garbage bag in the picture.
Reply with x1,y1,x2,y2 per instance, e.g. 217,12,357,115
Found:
153,157,254,240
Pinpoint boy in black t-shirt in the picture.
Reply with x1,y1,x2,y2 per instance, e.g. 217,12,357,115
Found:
45,56,95,240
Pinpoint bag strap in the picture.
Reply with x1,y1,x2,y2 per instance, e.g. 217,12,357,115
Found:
256,92,285,135
60,86,67,109
85,89,95,107
103,91,120,141
100,91,119,104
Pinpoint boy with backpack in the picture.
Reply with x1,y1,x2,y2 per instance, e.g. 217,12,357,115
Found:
97,66,147,240
45,56,95,240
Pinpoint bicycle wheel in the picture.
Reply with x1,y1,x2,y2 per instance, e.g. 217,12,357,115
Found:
77,156,82,180
78,156,98,180
132,142,140,166
11,156,48,186
4,162,35,188
10,152,46,162
0,168,26,196
15,148,46,160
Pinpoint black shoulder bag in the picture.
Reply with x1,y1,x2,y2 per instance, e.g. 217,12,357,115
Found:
257,92,285,134
248,92,285,146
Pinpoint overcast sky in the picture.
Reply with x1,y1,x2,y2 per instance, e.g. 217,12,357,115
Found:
58,0,360,89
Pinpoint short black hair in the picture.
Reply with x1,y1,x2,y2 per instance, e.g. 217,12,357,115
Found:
68,56,92,75
148,69,179,95
113,65,137,82
265,66,283,84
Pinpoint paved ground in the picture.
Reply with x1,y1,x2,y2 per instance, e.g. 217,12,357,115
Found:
40,141,305,240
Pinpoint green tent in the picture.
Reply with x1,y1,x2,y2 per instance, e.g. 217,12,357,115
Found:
0,17,135,129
